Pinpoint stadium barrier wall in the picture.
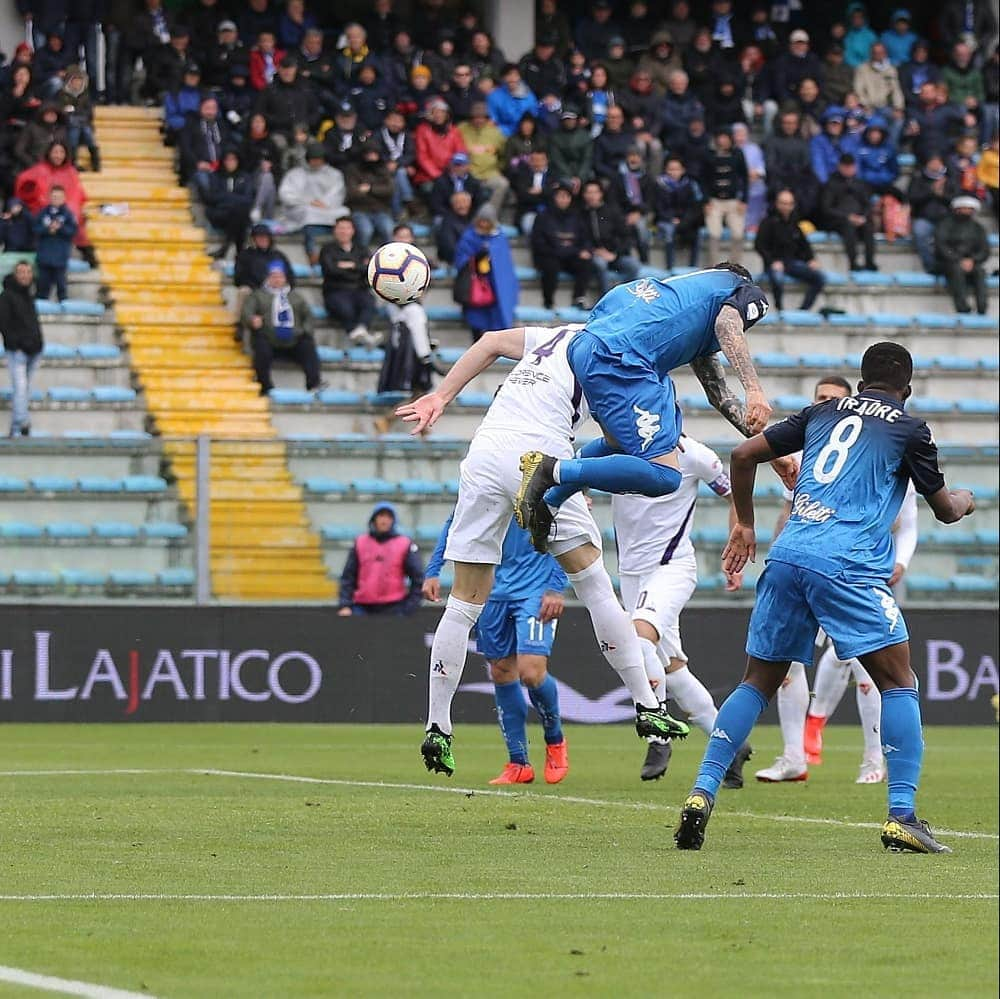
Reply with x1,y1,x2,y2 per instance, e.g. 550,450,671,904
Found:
0,607,995,724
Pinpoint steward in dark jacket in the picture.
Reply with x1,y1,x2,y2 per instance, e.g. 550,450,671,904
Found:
530,182,594,309
0,266,43,356
754,192,825,311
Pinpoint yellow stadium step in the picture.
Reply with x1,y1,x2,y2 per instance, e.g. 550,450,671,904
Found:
111,288,222,306
101,265,221,284
96,246,216,264
116,305,234,326
212,575,337,601
91,164,180,181
89,205,194,224
87,221,205,243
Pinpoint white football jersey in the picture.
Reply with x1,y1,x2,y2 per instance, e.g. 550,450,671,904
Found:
471,325,590,458
613,436,731,573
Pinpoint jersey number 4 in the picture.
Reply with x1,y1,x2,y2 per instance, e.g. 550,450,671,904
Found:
813,415,863,484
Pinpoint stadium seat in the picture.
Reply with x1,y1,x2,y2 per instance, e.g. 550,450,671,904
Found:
348,347,385,364
976,529,999,547
915,313,958,328
159,568,196,587
1,521,43,538
141,522,187,540
47,386,90,403
443,479,461,495
317,346,346,363
455,392,494,407
399,479,445,496
320,525,357,542
317,389,362,406
78,475,124,492
515,306,556,323
893,271,937,288
780,310,823,326
77,343,122,360
870,313,912,327
303,477,348,494
109,570,155,587
45,521,90,539
555,306,589,323
0,476,28,492
270,388,315,405
61,299,105,316
42,343,75,360
310,304,328,320
61,569,108,587
350,477,396,495
33,299,61,315
798,352,843,368
31,475,77,492
826,312,869,326
849,271,892,286
425,305,462,322
13,569,58,587
680,394,714,411
92,386,137,403
775,394,810,410
933,355,978,371
754,351,799,368
906,573,950,592
366,391,409,407
956,399,998,415
979,357,999,371
122,475,168,492
951,575,996,594
514,266,539,281
435,347,465,365
699,526,730,545
956,314,996,329
95,522,141,540
910,398,953,414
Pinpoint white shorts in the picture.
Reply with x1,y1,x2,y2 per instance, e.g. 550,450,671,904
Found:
444,446,602,564
619,555,699,662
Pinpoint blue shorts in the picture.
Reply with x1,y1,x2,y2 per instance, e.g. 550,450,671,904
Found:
476,592,557,661
568,331,682,460
746,559,909,666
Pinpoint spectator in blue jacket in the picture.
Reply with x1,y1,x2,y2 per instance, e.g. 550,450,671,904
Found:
810,106,855,183
844,3,879,68
487,64,538,137
881,9,918,66
32,184,77,301
163,63,204,142
454,203,518,340
855,116,900,193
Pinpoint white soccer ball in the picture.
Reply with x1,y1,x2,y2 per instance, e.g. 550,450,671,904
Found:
367,242,432,305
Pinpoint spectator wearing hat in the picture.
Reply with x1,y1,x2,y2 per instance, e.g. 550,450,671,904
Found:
519,34,566,101
144,26,194,101
820,153,877,272
322,102,369,171
530,181,594,311
701,126,748,266
163,62,204,142
936,196,989,313
0,260,43,437
511,148,552,234
576,1,621,62
376,109,418,218
653,156,704,270
277,0,317,51
204,148,254,260
822,44,855,107
14,103,68,173
810,106,855,184
881,9,918,66
638,31,681,98
413,99,467,190
337,503,424,618
763,30,825,135
898,41,942,112
454,203,518,339
487,64,538,138
397,65,440,127
844,3,878,68
458,103,509,215
603,36,636,94
436,189,476,265
319,216,378,345
854,42,906,145
549,108,592,193
755,189,826,312
249,29,285,91
178,95,233,191
612,145,655,262
345,140,394,249
234,223,295,330
430,151,487,227
426,29,459,89
909,156,960,271
254,55,319,142
204,19,247,89
221,64,256,139
346,62,393,133
278,141,349,264
855,115,901,195
242,261,322,395
581,178,640,295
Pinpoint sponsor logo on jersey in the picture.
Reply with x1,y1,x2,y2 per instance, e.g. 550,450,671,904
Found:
710,727,732,742
626,278,661,303
633,404,660,452
792,492,836,523
875,589,901,633
708,472,731,496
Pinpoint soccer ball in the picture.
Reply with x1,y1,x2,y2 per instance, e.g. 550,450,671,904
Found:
367,242,431,305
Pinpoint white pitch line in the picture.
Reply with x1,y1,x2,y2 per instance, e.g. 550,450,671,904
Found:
0,963,155,998
0,893,995,903
2,767,997,842
195,768,1000,842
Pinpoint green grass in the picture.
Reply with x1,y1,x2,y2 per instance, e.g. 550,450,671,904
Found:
1,723,997,998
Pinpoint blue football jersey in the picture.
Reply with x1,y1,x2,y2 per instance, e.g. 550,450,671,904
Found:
582,269,770,378
764,390,945,579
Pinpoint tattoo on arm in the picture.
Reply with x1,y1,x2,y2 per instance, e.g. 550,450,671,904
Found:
714,305,763,397
690,353,756,438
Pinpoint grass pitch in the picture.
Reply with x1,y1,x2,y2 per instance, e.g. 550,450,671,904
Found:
1,723,997,998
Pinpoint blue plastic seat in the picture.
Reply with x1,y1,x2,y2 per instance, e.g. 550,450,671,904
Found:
870,313,912,327
366,391,409,407
893,271,937,288
906,573,950,592
309,304,329,320
348,347,385,364
12,569,58,587
501,225,519,239
34,298,61,315
415,524,444,543
95,521,140,540
956,399,997,415
77,343,121,360
928,528,977,547
141,521,187,540
109,570,155,587
798,352,843,368
48,386,89,403
61,299,105,316
514,265,539,281
780,309,823,326
61,568,107,586
78,475,123,492
956,314,996,330
122,475,168,492
351,477,396,495
159,568,196,587
699,526,730,545
915,313,957,328
400,479,445,496
31,475,76,492
933,355,978,371
952,575,996,594
849,270,892,286
320,524,358,542
555,306,589,323
975,529,999,547
42,342,75,360
1,521,42,538
898,152,916,167
680,394,714,411
292,263,315,278
0,476,28,492
826,312,869,326
303,477,347,494
754,351,798,368
515,305,556,323
269,388,315,405
979,357,999,371
696,574,723,591
775,394,810,410
67,259,91,273
316,346,346,364
425,305,462,322
435,346,465,365
455,392,494,407
444,479,461,495
45,521,90,539
108,430,152,441
93,385,137,404
317,388,362,406
409,222,431,239
910,398,952,414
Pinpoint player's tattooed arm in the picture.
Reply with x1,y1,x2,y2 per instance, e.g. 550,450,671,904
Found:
689,353,756,438
713,305,772,433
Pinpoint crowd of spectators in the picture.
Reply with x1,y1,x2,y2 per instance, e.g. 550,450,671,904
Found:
1,0,998,329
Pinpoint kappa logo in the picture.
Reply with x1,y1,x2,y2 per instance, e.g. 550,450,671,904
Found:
599,641,617,653
882,742,900,754
432,660,448,676
633,404,661,452
626,278,661,303
874,588,901,633
710,727,732,743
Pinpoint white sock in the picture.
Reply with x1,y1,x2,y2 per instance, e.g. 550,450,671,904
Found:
811,643,851,719
663,664,717,736
638,637,667,701
426,596,482,735
777,662,809,766
851,660,883,760
567,560,658,709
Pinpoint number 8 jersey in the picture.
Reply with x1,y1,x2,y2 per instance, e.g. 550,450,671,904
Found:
471,325,590,457
764,390,945,581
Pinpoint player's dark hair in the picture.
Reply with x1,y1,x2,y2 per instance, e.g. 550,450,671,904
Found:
860,341,913,390
713,261,752,281
815,374,851,393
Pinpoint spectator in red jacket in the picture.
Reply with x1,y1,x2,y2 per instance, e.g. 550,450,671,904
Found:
338,503,425,616
249,30,285,91
413,98,467,192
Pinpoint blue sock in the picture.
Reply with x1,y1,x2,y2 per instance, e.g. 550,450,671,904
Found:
545,438,617,508
692,683,769,798
527,674,563,745
555,453,682,498
880,687,923,820
494,680,529,765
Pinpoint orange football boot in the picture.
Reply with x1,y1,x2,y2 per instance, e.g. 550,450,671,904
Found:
804,713,827,765
544,740,569,784
488,762,535,785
